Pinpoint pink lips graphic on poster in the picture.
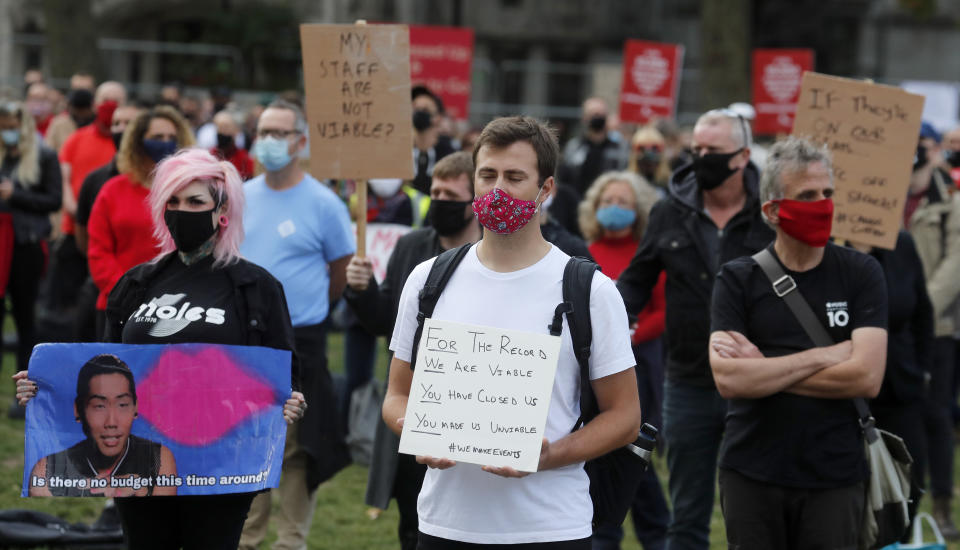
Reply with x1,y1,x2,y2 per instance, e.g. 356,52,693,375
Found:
136,346,277,446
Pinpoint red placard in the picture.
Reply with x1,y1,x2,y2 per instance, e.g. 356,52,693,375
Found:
619,40,684,123
752,49,815,135
409,25,474,120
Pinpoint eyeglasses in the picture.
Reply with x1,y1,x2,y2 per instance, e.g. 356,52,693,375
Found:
257,129,300,140
716,108,750,148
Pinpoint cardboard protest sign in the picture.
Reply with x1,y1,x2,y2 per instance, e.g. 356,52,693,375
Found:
300,24,414,179
752,49,814,135
352,222,413,283
23,343,290,497
398,319,561,472
409,25,474,120
619,40,684,123
792,72,925,250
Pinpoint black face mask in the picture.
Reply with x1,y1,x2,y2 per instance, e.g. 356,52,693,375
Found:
164,208,218,253
428,199,473,236
587,115,607,132
71,113,96,128
914,143,928,172
111,131,124,149
216,133,234,151
413,109,433,132
692,149,743,191
948,150,960,168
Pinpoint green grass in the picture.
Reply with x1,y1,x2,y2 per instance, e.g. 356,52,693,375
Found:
0,333,957,548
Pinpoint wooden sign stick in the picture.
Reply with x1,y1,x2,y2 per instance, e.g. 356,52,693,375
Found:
356,178,368,257
353,19,368,258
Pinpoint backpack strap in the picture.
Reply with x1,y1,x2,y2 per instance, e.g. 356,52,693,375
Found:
409,243,473,370
554,256,600,432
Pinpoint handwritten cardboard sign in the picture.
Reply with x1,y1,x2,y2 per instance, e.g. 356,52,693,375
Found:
398,319,561,472
351,222,412,283
300,24,414,179
792,72,925,249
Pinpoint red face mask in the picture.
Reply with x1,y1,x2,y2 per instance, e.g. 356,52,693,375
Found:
96,101,118,136
772,198,834,247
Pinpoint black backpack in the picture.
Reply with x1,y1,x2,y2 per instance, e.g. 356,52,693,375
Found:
410,243,645,528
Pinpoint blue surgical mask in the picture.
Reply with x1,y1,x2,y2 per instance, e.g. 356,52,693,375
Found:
1,129,20,147
142,139,178,164
596,205,637,231
253,137,293,172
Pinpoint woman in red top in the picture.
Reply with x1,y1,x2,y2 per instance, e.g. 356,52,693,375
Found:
87,106,194,337
578,170,669,550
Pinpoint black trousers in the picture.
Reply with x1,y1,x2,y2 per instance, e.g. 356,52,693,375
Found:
116,492,256,550
719,468,863,550
873,401,926,497
418,533,591,550
396,452,427,550
925,337,956,498
43,234,87,310
3,241,45,372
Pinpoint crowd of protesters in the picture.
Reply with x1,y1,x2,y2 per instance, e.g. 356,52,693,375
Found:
4,67,960,550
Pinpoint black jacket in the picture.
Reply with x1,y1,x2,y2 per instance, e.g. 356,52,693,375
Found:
617,161,774,386
104,253,300,390
541,218,593,260
0,146,62,244
871,231,935,406
76,158,118,227
344,227,442,336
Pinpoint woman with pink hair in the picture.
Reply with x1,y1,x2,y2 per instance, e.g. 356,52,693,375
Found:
15,148,307,548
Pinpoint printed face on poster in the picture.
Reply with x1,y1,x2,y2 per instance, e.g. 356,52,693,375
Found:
792,72,925,250
619,40,684,124
398,319,561,472
23,343,290,498
409,25,474,120
351,222,412,283
300,24,414,179
752,49,814,135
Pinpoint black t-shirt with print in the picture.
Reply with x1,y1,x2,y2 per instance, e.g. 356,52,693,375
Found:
711,242,887,489
122,255,242,346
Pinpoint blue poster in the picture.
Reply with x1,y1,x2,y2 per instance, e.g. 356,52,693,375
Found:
22,343,291,497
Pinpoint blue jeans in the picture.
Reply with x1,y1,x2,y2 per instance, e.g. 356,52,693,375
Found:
661,379,727,550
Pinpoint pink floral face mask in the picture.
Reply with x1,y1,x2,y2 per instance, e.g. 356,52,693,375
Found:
472,187,542,234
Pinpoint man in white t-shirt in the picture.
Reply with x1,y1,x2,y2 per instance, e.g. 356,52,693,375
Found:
384,116,642,549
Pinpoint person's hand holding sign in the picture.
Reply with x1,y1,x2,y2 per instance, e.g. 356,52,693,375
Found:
393,417,457,470
482,438,551,478
283,391,307,424
13,370,37,405
346,256,375,291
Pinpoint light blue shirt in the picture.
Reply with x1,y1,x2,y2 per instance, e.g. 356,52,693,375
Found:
241,174,355,327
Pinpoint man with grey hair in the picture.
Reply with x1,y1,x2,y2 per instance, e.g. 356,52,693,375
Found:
708,136,888,547
617,108,772,550
239,99,354,550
